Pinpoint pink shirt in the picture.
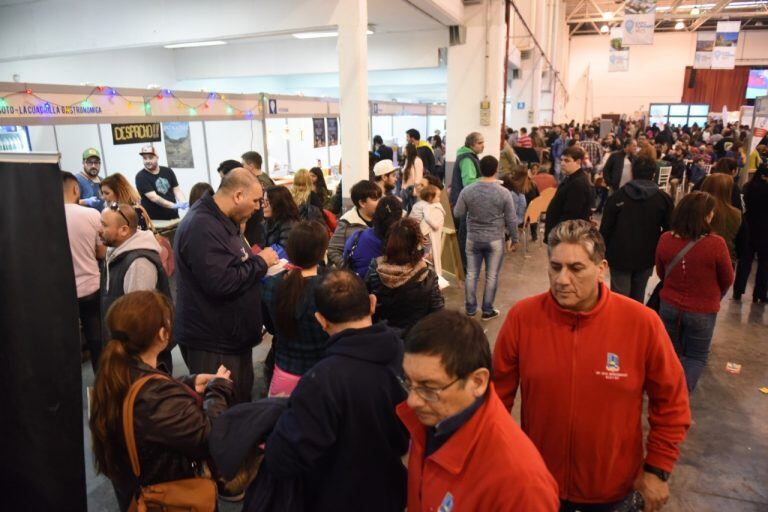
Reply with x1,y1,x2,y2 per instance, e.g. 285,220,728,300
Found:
531,173,557,192
64,203,102,298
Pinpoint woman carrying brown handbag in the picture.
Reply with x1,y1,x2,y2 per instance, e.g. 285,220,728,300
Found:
90,290,235,511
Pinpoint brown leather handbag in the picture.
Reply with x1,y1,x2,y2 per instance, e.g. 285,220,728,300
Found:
123,374,218,512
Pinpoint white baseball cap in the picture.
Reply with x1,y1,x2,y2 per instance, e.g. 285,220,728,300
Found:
373,159,396,177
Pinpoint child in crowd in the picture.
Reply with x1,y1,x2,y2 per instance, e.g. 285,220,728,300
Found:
417,185,446,281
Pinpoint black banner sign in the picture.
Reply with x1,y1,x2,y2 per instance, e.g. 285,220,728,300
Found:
111,123,162,145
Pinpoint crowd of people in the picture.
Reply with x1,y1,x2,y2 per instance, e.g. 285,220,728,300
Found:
59,117,768,512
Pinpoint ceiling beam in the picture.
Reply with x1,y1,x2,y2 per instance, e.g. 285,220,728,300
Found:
567,10,768,24
668,0,686,15
688,0,732,31
566,0,586,22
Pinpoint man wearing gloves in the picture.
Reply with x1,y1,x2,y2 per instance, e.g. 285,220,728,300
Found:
77,147,104,211
493,220,690,512
135,145,188,220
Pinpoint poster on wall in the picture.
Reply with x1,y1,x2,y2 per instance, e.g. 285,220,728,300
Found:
693,32,715,69
111,123,161,145
712,21,740,69
326,118,339,146
162,122,194,168
622,0,656,45
312,118,327,148
609,27,629,72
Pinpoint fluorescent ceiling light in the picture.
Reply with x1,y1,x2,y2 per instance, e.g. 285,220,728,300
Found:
164,40,227,49
725,1,765,8
675,20,685,30
690,6,701,14
602,11,614,20
293,29,374,39
600,24,609,33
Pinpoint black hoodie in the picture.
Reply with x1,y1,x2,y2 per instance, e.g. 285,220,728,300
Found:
264,322,408,512
600,179,673,271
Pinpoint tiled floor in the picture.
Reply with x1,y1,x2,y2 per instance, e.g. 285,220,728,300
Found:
84,241,768,511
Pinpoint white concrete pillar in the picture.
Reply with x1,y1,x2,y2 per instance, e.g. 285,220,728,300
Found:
530,0,548,127
337,0,369,205
446,0,506,166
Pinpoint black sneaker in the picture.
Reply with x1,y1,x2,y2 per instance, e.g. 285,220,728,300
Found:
481,309,500,321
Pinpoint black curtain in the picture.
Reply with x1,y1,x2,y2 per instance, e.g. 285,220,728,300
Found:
0,159,87,510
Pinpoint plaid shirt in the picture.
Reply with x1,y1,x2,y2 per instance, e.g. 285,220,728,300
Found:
580,140,604,170
262,270,330,376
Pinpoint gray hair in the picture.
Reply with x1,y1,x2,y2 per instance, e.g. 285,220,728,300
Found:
547,220,606,264
465,132,483,147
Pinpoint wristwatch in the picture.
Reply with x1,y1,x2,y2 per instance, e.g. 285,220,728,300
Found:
643,463,670,482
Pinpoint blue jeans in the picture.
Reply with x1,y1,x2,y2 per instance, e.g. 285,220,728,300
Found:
659,300,717,393
465,239,505,315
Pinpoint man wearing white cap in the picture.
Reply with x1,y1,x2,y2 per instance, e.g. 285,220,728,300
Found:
135,145,188,220
372,159,398,198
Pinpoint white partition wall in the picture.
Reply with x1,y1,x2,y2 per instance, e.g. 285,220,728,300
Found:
54,124,102,176
427,115,446,138
393,115,427,146
371,116,394,141
265,118,290,177
287,117,330,170
204,119,265,189
27,125,57,153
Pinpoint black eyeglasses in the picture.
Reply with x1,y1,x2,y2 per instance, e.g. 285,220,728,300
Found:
397,376,461,403
108,202,130,226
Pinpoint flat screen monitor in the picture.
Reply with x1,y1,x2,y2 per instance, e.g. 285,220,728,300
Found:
746,69,768,99
669,105,689,116
689,104,709,116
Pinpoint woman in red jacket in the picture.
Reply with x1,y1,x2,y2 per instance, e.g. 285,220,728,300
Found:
655,192,734,393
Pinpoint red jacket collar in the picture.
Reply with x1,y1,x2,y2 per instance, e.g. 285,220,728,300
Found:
397,383,503,475
545,281,612,324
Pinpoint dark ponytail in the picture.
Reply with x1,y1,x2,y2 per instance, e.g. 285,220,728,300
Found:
274,221,328,339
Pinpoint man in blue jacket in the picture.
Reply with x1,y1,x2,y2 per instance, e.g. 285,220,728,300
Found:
174,169,279,402
264,270,408,511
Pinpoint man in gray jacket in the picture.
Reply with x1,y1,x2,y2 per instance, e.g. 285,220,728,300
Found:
99,203,173,369
327,180,381,268
453,155,518,321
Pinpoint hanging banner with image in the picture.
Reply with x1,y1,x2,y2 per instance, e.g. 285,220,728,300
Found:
622,0,656,45
312,117,327,148
694,32,716,69
608,27,629,72
712,21,740,69
162,122,194,168
326,118,339,146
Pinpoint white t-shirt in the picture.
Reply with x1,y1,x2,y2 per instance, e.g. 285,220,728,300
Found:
619,156,633,188
64,203,102,298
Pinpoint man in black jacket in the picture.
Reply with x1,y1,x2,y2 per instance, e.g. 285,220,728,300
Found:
600,156,673,302
264,270,408,511
406,128,436,175
174,169,279,402
602,138,636,191
545,146,593,242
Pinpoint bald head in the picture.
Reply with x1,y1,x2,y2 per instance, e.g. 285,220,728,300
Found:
214,167,263,224
217,167,257,194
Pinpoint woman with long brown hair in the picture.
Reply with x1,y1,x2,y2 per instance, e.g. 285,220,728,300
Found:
90,291,234,511
401,142,424,189
655,192,734,393
100,173,141,205
701,173,742,263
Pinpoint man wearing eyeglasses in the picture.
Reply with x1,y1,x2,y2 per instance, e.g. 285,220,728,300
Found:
99,202,173,370
77,147,104,211
397,310,559,512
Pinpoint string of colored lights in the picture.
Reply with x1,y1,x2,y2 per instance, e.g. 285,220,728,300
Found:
0,85,262,118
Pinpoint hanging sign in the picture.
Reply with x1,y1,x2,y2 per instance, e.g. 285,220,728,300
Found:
622,0,656,45
326,118,339,146
694,32,715,69
712,21,740,70
609,27,630,72
313,118,327,148
111,123,161,145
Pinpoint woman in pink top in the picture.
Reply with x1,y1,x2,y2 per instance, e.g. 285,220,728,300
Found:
401,143,424,189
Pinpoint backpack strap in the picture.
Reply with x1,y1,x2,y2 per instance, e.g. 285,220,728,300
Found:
122,373,171,478
344,229,365,267
664,236,705,279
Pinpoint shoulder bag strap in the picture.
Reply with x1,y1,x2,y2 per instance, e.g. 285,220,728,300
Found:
664,236,705,279
122,373,171,478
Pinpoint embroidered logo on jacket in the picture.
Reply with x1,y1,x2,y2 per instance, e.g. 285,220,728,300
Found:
606,352,620,372
438,492,454,512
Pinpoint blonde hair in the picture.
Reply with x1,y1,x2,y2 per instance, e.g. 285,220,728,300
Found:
291,169,313,207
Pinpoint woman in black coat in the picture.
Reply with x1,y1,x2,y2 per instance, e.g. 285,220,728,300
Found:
365,217,444,335
734,165,768,302
264,185,300,253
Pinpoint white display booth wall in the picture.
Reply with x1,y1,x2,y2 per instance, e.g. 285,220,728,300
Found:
28,121,265,197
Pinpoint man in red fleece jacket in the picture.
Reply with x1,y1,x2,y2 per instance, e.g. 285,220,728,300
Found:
399,310,559,512
493,219,690,512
